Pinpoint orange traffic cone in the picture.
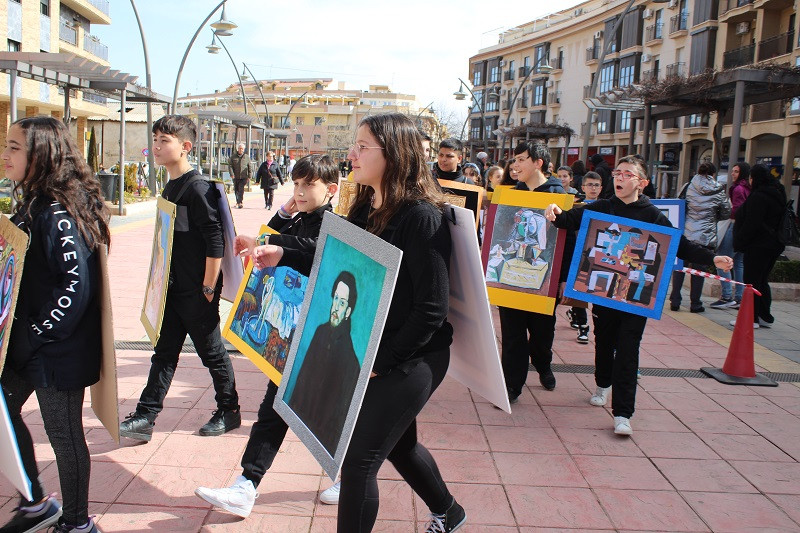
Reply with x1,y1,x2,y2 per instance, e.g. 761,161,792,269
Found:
701,284,777,387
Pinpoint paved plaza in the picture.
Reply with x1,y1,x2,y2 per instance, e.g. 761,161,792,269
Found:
2,183,800,532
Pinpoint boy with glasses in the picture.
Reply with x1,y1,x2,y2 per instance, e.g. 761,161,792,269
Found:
581,171,603,201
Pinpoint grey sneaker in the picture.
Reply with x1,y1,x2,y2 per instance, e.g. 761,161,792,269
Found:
195,475,258,518
710,298,736,309
319,481,340,505
0,495,62,532
51,517,101,532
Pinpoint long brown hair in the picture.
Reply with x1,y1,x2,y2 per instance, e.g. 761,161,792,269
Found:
12,117,111,249
347,113,445,234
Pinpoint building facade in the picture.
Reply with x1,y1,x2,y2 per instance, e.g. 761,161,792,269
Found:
176,79,441,162
468,0,799,194
0,0,112,165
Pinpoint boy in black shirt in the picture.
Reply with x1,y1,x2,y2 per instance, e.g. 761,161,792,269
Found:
545,155,733,436
120,115,240,442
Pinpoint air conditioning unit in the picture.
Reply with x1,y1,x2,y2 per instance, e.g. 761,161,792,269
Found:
595,30,604,39
735,21,751,35
642,53,652,62
668,0,678,8
545,80,554,88
574,8,584,16
642,8,654,18
499,60,506,67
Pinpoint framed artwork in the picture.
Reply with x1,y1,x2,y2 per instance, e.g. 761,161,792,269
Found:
141,197,176,345
446,205,509,412
0,216,28,374
0,386,32,501
90,245,120,443
481,188,574,315
222,226,307,385
438,179,484,228
275,212,402,480
651,199,685,270
335,181,359,216
443,194,467,208
212,180,244,302
564,210,682,319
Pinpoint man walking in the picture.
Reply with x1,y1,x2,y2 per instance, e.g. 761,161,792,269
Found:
229,143,250,209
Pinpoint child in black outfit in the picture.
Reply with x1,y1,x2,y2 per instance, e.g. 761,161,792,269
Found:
120,115,240,442
195,154,339,518
545,155,733,436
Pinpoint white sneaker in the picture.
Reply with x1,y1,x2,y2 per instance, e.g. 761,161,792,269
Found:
729,319,759,329
195,475,258,518
589,386,611,406
319,481,341,504
614,416,632,436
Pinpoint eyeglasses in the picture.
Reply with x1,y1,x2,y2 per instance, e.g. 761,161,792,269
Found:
583,183,602,188
611,170,641,181
348,143,384,158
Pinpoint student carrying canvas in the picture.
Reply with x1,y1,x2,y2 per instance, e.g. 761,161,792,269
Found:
119,115,241,442
0,117,111,533
545,155,733,436
195,154,340,518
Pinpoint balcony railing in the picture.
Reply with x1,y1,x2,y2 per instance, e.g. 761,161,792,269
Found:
751,101,783,122
645,23,663,42
548,91,562,104
583,85,593,99
504,70,514,81
586,45,600,62
669,13,688,33
641,68,659,81
519,66,531,78
83,34,108,61
59,19,77,45
666,62,685,77
723,43,755,68
722,0,753,14
758,31,794,61
551,56,564,70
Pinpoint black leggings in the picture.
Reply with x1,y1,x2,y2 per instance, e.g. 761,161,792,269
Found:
1,368,90,527
338,349,453,532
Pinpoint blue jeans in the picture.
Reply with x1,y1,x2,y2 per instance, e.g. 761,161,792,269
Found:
716,225,744,301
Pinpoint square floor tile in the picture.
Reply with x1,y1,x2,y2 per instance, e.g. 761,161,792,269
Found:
508,486,612,529
683,491,800,532
573,455,671,490
595,488,708,531
632,431,719,459
494,453,587,487
653,458,756,493
555,427,645,457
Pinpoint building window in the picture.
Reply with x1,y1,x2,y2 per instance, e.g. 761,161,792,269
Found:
489,64,500,83
314,116,324,125
792,57,800,114
597,109,615,134
472,91,483,113
41,0,50,16
533,82,545,106
686,113,709,127
295,116,304,125
473,67,482,86
619,62,636,87
313,134,321,144
486,95,498,112
599,62,616,93
295,134,302,143
619,111,631,132
7,39,21,52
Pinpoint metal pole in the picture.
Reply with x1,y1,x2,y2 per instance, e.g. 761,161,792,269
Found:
172,0,226,108
642,105,652,161
209,119,215,180
242,63,270,125
118,90,126,216
456,78,486,160
280,89,310,163
215,34,258,118
129,0,156,196
727,80,746,189
500,53,550,160
9,70,17,123
580,0,637,163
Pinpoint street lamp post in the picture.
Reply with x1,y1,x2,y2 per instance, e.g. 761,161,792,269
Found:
210,32,258,118
500,54,553,159
240,63,271,160
172,0,236,109
280,89,310,164
453,78,496,157
415,101,434,129
580,0,670,164
129,0,156,196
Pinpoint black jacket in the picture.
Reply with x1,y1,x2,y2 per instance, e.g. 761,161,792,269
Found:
433,164,471,184
267,203,332,276
257,161,284,190
349,201,453,375
733,180,786,253
593,161,613,199
552,195,716,266
8,201,101,390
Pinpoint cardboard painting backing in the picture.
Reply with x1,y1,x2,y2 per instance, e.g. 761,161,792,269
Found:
0,386,32,501
90,244,119,443
213,181,245,302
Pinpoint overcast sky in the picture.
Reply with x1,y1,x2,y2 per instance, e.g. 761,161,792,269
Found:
93,0,554,123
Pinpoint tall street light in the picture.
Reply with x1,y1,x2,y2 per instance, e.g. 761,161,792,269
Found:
209,32,258,118
129,0,156,196
501,54,553,159
453,79,497,155
415,101,434,129
240,63,272,160
172,0,236,109
280,89,310,164
580,0,670,164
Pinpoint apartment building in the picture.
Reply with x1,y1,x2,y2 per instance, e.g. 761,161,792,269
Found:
468,0,799,193
177,79,440,161
0,0,112,155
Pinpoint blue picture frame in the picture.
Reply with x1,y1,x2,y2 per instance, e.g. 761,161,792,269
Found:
564,210,682,319
651,199,685,270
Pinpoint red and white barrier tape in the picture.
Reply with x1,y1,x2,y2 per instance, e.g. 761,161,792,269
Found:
680,267,761,296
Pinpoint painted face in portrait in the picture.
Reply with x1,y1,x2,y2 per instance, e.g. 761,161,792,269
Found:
329,280,351,327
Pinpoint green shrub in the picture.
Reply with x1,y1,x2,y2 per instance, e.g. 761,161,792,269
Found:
0,198,11,214
769,259,800,283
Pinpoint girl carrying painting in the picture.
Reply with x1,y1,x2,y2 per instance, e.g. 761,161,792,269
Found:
0,117,110,533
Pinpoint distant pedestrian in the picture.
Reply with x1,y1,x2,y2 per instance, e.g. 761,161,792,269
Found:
257,151,284,210
589,154,613,199
713,162,750,309
476,151,489,178
229,143,250,208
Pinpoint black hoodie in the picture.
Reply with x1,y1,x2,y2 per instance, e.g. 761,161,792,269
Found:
733,179,787,253
265,202,333,276
433,163,470,183
552,195,716,265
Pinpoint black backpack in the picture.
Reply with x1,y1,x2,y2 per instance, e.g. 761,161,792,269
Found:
778,199,800,246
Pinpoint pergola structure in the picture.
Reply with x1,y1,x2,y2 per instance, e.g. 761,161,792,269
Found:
499,123,575,165
0,52,170,214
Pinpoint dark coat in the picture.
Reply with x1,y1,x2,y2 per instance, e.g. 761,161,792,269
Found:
257,161,284,190
733,179,786,254
229,152,251,181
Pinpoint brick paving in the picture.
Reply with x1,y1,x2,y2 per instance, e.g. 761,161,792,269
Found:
2,181,800,532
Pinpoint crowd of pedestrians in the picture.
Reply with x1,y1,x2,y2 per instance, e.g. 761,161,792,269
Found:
2,108,794,533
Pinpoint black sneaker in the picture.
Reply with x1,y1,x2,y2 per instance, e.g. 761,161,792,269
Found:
690,306,705,313
566,309,580,329
0,495,62,533
199,409,241,436
539,368,556,391
669,304,680,311
51,517,100,532
425,500,466,532
119,412,153,442
577,326,590,344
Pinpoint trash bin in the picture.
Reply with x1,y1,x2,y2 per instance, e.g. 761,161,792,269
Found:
97,172,119,203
